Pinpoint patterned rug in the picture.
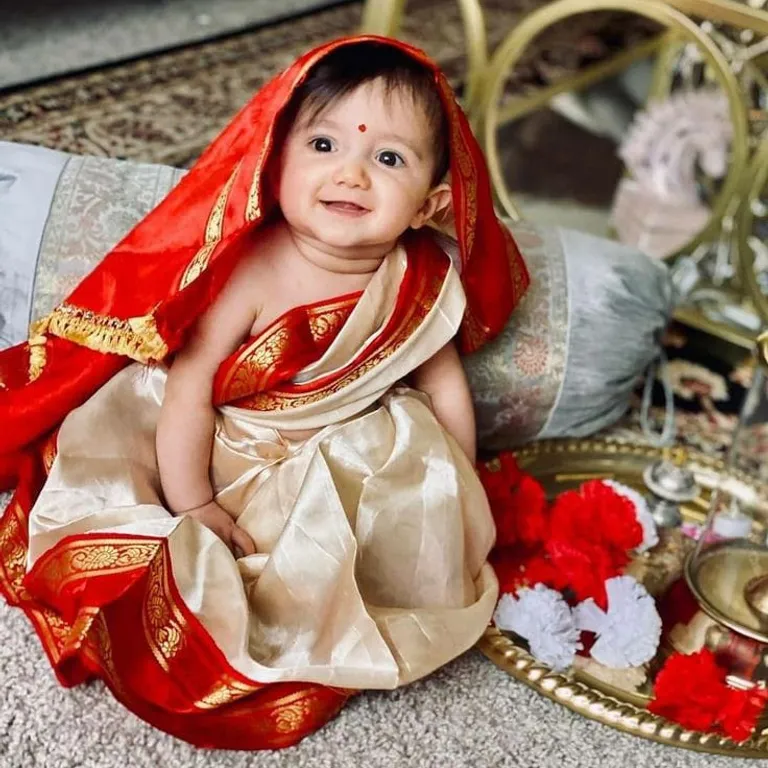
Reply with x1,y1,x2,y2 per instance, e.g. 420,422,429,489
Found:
606,321,756,466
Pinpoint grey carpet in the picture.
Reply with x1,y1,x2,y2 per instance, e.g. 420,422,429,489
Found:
0,487,755,767
0,0,349,90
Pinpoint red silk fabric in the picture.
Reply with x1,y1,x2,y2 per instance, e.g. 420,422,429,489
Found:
0,452,351,750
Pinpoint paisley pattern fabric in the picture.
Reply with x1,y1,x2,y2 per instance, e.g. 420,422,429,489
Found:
32,155,185,322
465,220,567,448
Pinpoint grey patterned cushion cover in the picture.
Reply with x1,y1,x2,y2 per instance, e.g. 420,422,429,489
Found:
0,140,673,448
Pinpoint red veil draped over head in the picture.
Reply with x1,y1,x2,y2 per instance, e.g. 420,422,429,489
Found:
0,35,529,749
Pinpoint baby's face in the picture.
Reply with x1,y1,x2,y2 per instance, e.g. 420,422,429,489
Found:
278,79,443,255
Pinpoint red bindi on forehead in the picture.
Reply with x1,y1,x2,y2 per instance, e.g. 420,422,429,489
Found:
357,124,367,133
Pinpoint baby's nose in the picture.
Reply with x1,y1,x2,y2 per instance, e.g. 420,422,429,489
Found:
333,159,370,189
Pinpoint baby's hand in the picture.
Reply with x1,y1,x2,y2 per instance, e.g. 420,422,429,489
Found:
184,501,257,559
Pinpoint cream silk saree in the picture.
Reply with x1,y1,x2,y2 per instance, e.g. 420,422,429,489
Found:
23,243,497,707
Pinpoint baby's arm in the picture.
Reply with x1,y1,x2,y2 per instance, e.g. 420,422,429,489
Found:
412,341,476,464
156,259,259,554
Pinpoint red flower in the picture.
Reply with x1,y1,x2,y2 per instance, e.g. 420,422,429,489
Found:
549,481,642,569
544,538,618,607
511,475,548,545
649,650,768,742
489,545,562,593
548,490,594,541
489,546,530,594
581,480,644,553
479,453,548,548
483,462,647,610
720,687,768,742
477,460,513,505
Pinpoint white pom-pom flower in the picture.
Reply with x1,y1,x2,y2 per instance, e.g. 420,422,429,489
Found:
573,575,661,668
493,585,582,671
603,479,659,552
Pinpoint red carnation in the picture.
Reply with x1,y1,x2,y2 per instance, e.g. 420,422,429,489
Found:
548,490,595,542
483,460,648,611
489,546,530,594
580,480,644,553
549,481,642,571
490,545,566,595
477,461,512,506
479,453,548,548
650,650,768,741
720,686,768,742
544,537,619,607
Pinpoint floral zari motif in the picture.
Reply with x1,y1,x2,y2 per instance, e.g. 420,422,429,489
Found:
142,551,186,672
214,294,359,405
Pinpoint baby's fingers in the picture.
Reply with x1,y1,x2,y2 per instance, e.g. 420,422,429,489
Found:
231,524,257,558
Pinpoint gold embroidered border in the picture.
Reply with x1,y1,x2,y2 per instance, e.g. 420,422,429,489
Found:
34,538,158,591
0,500,27,601
438,77,477,254
220,296,358,402
91,612,124,694
245,124,274,223
307,298,357,344
141,549,187,673
507,229,530,304
180,161,241,289
42,430,59,475
195,677,260,709
225,325,291,401
179,243,216,290
242,263,446,411
64,606,98,650
244,48,330,223
27,319,49,382
32,606,72,664
460,309,489,353
273,690,316,735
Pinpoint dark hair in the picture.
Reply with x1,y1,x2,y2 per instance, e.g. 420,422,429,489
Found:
285,41,450,185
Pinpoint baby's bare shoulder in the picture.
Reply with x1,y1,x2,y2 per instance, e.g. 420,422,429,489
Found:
228,229,282,292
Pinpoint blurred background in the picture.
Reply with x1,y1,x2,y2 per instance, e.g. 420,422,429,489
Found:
0,0,661,239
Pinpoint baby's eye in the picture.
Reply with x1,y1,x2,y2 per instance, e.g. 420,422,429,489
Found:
310,137,334,153
376,150,405,168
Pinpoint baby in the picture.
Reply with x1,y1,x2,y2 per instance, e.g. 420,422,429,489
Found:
156,43,477,557
1,36,528,750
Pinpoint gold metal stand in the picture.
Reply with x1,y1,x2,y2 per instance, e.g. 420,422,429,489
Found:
478,0,752,225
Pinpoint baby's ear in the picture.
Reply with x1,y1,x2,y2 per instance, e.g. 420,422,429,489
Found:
411,183,452,230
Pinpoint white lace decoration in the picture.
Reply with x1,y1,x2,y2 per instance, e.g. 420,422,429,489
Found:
603,479,659,552
573,575,661,668
493,585,582,671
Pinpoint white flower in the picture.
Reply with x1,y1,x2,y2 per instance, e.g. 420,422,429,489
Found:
573,576,661,668
603,479,659,552
494,585,582,671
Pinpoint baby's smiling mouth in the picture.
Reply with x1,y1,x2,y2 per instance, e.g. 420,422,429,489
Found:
321,200,371,215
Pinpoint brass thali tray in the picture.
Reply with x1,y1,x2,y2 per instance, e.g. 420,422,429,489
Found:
477,438,768,757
